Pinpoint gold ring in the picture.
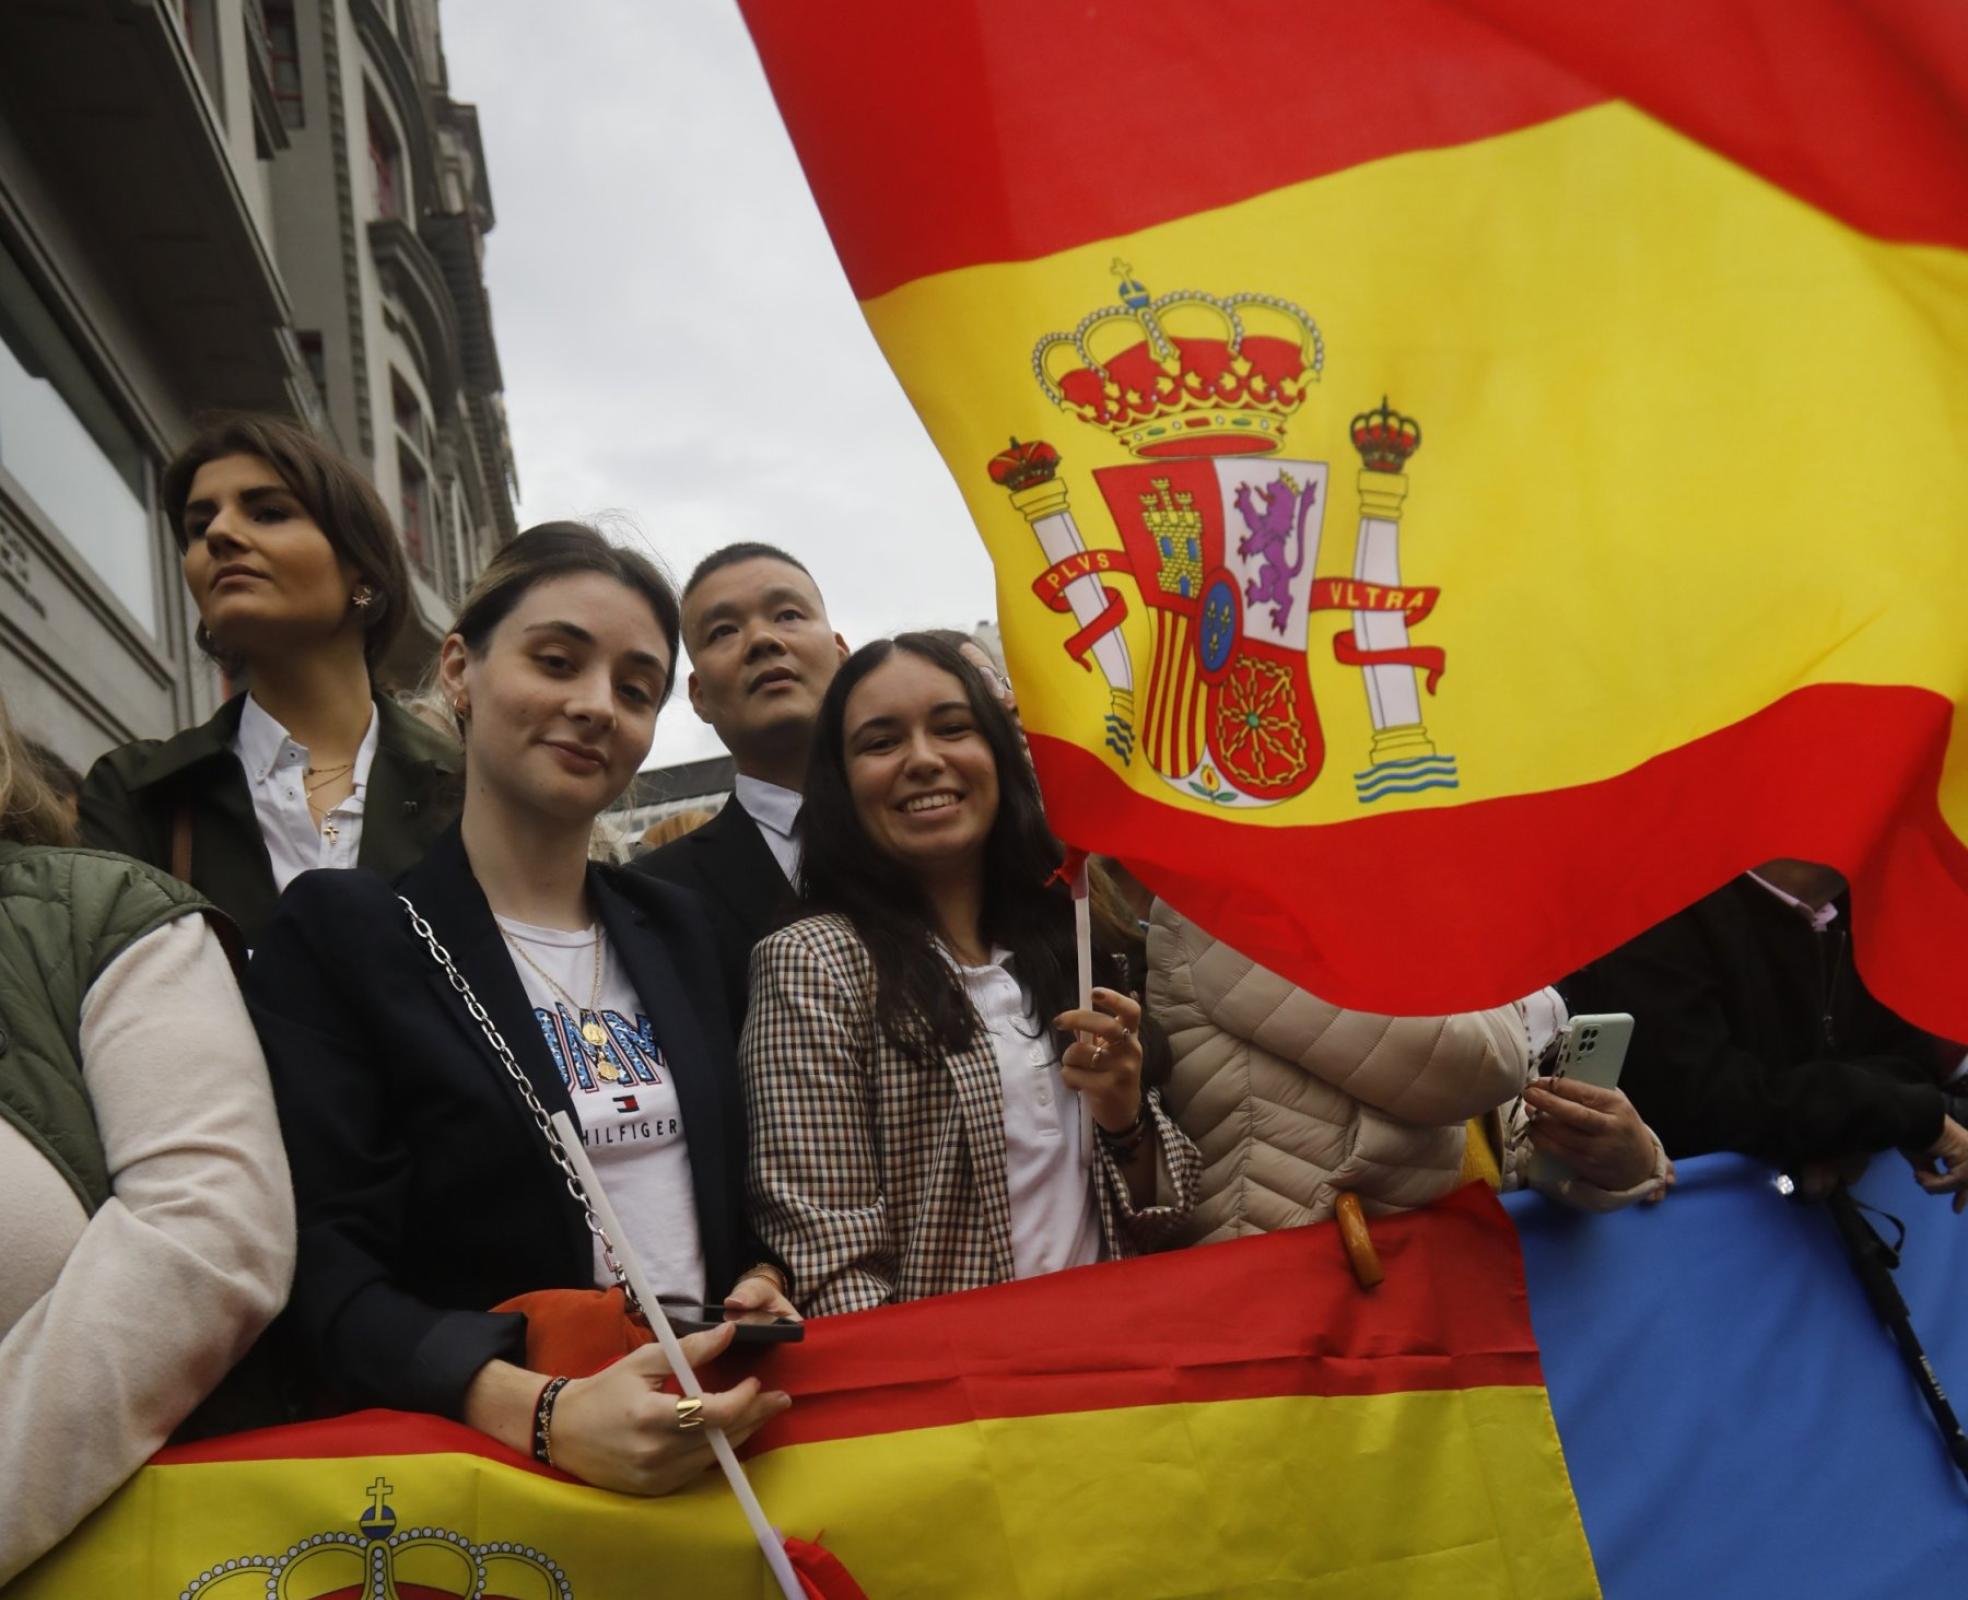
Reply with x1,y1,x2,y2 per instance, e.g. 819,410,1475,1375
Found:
674,1396,706,1431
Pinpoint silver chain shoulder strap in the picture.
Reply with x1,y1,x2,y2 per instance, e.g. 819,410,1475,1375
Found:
397,894,642,1311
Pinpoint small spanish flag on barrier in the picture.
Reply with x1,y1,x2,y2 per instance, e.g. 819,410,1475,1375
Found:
14,1187,1596,1597
736,0,1968,1033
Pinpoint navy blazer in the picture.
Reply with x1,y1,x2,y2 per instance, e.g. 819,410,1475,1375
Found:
246,824,762,1418
633,796,792,1028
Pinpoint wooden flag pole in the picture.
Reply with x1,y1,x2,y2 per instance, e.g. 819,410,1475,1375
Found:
550,1111,805,1600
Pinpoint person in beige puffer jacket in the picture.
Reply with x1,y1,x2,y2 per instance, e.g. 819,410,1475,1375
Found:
1148,901,1670,1243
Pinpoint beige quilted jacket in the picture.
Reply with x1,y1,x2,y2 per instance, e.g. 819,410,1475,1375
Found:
1147,902,1532,1242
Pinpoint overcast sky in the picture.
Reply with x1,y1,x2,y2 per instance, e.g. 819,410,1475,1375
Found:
442,0,997,770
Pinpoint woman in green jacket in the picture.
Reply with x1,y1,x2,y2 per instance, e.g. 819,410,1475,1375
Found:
0,691,294,1583
80,414,456,948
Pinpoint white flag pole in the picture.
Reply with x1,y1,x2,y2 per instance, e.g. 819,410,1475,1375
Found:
1072,855,1100,1158
1073,857,1094,1014
550,1111,803,1600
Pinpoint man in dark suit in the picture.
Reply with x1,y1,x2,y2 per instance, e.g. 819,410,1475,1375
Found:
633,543,848,1020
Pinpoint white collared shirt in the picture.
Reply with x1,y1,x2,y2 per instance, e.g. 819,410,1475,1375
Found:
733,774,802,884
1746,871,1841,932
954,948,1104,1280
232,695,379,892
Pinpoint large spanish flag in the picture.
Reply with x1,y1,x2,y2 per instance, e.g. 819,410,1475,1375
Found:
21,1160,1968,1595
737,0,1968,1029
14,1188,1595,1597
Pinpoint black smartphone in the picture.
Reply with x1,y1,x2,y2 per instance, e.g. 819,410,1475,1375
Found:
658,1302,805,1344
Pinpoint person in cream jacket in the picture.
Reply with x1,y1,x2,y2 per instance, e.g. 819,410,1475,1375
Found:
1147,901,1670,1242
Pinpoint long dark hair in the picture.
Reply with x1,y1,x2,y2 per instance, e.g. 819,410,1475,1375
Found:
798,632,1072,1065
163,412,410,672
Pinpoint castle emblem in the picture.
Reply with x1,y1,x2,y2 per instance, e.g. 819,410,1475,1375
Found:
988,264,1457,806
177,1476,571,1600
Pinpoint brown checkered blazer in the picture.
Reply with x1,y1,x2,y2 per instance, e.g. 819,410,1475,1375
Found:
742,913,1202,1317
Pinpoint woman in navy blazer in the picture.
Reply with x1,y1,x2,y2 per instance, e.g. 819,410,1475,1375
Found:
247,524,793,1498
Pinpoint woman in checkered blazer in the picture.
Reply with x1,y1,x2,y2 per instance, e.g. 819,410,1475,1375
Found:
741,633,1201,1317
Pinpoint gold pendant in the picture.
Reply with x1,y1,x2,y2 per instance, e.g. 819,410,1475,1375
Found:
583,1020,622,1083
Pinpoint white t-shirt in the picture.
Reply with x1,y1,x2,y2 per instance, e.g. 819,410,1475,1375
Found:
956,950,1104,1280
495,916,707,1306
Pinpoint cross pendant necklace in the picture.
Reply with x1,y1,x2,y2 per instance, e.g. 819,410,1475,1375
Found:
305,759,354,847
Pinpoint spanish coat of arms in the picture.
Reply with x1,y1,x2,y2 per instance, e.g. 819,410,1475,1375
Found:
987,266,1457,807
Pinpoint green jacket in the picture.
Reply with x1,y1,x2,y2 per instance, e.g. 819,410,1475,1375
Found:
0,843,216,1214
78,694,458,949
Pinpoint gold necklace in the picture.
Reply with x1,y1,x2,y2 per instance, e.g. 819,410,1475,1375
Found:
304,760,357,843
303,759,355,790
500,924,627,1084
305,786,348,840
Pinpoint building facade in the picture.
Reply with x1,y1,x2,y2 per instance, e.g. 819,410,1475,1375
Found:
0,0,513,776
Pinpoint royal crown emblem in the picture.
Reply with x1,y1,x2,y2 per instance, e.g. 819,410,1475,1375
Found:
991,267,1458,807
1032,262,1324,458
178,1477,571,1600
1351,395,1422,472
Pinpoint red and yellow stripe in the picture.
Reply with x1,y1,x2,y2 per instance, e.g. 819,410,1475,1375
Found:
742,0,1968,1029
744,0,1968,295
18,1189,1595,1598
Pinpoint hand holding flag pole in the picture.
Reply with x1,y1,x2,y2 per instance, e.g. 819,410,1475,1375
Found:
550,1111,808,1599
1061,848,1118,1185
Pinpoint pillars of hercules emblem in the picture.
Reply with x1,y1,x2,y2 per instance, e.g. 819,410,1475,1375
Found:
991,440,1136,762
1351,471,1432,757
1347,398,1457,802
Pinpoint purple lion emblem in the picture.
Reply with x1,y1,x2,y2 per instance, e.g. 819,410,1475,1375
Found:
1233,471,1318,630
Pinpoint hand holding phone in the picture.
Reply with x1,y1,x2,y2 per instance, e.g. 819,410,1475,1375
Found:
1541,1012,1632,1090
1527,1013,1642,1190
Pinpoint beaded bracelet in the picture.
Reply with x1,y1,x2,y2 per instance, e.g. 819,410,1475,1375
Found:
532,1375,572,1466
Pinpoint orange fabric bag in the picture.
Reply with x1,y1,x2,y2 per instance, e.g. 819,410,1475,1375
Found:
490,1287,656,1378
